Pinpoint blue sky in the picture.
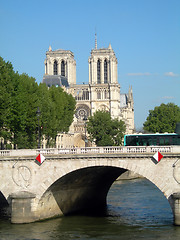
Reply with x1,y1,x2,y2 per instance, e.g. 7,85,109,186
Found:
0,0,180,130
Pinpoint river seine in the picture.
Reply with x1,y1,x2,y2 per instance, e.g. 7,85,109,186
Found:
0,178,180,240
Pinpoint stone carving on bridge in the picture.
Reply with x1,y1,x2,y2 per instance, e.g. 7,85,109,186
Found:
12,165,32,188
173,159,180,184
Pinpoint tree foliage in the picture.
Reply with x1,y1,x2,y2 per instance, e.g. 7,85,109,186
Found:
143,103,180,133
0,57,76,149
10,73,39,148
87,110,126,146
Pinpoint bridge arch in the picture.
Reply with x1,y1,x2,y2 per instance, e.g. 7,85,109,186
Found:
37,165,126,219
36,158,175,220
37,159,174,202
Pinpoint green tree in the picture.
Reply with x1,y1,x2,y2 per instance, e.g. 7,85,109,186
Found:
0,57,76,149
87,110,126,146
10,73,39,148
143,103,180,133
0,57,17,144
44,86,76,147
36,83,53,146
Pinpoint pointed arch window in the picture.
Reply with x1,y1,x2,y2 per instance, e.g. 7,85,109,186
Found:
97,91,101,99
45,63,48,74
97,59,101,84
61,60,65,76
53,60,58,75
104,59,108,83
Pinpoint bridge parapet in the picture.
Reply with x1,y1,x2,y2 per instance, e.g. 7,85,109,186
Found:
0,145,180,158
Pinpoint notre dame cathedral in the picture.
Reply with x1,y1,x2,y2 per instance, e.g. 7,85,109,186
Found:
42,40,134,148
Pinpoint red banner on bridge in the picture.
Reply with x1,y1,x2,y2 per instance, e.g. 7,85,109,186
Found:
36,154,45,164
153,151,163,163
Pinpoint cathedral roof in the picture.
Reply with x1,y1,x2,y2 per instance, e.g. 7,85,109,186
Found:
42,75,69,88
120,94,128,108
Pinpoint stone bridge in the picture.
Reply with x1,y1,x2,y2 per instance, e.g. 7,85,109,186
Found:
1,146,180,225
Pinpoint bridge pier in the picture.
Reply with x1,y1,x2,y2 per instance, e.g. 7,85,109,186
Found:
172,193,180,226
9,191,36,224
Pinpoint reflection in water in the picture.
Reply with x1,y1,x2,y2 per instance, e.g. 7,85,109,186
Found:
0,178,180,240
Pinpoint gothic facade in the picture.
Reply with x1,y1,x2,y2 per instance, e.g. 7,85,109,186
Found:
42,43,134,148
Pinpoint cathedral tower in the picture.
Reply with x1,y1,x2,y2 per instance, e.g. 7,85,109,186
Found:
88,43,118,85
88,43,121,119
43,46,76,87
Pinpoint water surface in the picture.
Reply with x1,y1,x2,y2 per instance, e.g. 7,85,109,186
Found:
0,178,180,240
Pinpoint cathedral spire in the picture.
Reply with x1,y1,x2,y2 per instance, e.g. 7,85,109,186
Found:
128,85,134,109
95,32,97,49
108,43,112,49
128,86,132,99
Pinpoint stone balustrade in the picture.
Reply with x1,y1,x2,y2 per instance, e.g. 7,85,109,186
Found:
0,145,179,158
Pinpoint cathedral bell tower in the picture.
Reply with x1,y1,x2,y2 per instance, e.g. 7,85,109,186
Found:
88,39,121,119
43,46,76,88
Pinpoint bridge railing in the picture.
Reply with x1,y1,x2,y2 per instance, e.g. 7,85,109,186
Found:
0,145,180,158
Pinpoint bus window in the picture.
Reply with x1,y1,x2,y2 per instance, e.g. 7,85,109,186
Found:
164,137,170,145
148,137,157,146
159,137,165,145
124,133,180,146
173,135,180,145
